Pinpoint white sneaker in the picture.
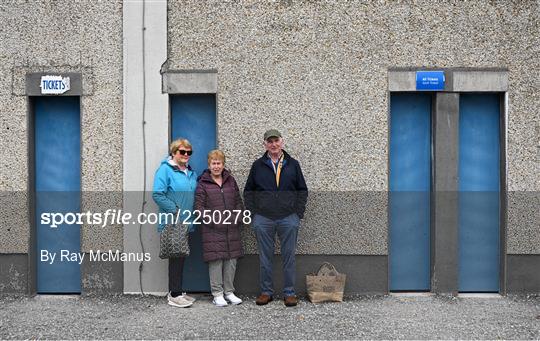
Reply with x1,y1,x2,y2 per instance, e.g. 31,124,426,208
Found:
225,293,243,305
213,295,228,307
182,292,196,302
167,293,193,308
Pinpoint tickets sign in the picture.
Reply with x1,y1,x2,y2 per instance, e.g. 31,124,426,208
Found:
40,75,71,94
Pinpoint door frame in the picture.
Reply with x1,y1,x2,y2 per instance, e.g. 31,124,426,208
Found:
163,70,219,148
25,72,83,295
164,70,218,292
457,92,505,293
387,91,435,292
387,68,508,294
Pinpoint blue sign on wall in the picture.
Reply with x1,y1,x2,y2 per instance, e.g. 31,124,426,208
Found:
416,71,445,91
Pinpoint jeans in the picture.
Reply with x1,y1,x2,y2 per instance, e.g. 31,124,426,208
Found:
253,213,300,297
208,258,237,297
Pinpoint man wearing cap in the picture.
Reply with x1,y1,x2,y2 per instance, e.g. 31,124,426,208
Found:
244,129,308,307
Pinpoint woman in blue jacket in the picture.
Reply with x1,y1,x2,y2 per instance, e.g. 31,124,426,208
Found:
152,138,197,308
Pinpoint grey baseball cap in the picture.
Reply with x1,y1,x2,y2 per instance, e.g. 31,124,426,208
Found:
263,129,282,141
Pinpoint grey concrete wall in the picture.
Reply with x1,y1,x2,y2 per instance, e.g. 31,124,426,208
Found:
123,0,169,294
388,69,508,92
0,254,27,293
1,0,537,294
506,255,540,293
163,71,218,94
432,93,459,294
167,1,540,255
235,255,387,295
82,256,123,294
0,0,123,253
0,1,124,292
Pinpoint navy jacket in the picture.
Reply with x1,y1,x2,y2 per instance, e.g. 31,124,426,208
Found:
244,150,308,220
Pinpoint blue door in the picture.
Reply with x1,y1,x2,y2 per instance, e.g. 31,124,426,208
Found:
35,96,81,293
458,94,500,292
389,93,431,291
171,94,216,292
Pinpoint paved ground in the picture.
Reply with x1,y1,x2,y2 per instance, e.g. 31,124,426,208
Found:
0,293,538,340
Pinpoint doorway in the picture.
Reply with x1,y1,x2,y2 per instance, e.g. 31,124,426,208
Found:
170,94,216,292
33,96,81,293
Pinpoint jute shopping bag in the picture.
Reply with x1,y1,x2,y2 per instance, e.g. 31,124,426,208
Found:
306,262,346,303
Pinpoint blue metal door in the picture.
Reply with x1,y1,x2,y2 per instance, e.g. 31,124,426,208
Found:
389,93,431,291
171,94,216,292
458,94,500,292
35,96,81,293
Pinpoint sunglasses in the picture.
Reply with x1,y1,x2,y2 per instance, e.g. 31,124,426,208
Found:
177,149,193,156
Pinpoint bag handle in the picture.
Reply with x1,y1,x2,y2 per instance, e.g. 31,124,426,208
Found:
316,262,339,276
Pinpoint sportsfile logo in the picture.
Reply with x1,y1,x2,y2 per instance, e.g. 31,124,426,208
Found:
40,209,252,228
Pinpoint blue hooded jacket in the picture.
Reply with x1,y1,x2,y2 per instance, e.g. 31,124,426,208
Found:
152,156,198,233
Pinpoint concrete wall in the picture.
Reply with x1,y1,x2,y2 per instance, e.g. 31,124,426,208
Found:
167,1,539,256
123,0,169,294
1,0,538,294
0,0,124,292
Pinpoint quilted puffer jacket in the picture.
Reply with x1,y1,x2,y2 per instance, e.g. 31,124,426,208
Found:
194,169,244,262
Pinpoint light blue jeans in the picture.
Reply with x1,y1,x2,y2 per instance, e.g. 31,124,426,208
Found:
253,213,300,297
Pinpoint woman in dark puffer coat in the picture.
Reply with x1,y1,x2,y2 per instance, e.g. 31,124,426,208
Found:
194,149,244,306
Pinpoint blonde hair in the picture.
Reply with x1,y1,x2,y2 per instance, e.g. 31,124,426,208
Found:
169,138,192,155
207,149,225,165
